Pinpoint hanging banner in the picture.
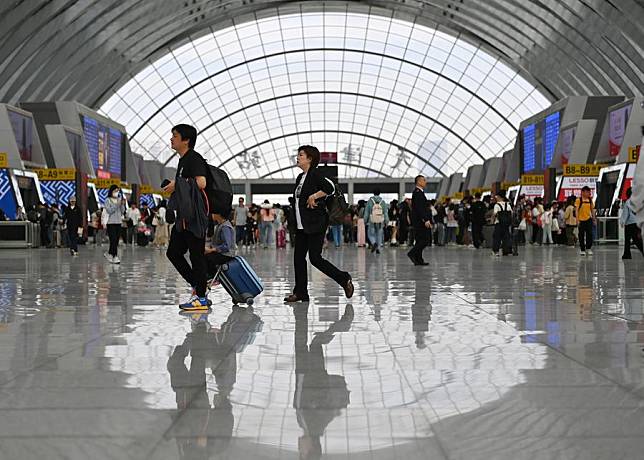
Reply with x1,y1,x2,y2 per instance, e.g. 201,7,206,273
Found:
521,185,544,199
609,104,631,156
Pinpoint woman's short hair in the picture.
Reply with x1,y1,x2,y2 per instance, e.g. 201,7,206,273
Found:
298,145,320,169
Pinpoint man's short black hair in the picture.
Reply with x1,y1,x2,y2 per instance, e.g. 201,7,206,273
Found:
474,192,481,199
373,188,381,196
298,145,320,169
414,175,424,185
172,124,197,149
581,186,591,192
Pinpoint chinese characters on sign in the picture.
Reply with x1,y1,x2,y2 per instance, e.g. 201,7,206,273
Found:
237,150,262,171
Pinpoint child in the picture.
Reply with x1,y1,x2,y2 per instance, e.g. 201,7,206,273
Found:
205,209,236,282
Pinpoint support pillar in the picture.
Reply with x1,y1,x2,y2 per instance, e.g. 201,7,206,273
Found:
348,182,354,205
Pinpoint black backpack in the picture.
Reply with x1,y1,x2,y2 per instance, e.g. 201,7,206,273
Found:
200,157,233,217
327,185,349,225
497,202,512,227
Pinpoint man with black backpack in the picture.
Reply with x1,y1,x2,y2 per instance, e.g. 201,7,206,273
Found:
163,124,211,311
492,191,513,257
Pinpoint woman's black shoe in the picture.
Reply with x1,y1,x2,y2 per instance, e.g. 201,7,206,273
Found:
343,279,354,299
284,294,310,303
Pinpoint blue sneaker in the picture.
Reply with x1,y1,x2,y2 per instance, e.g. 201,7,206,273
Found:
179,296,210,311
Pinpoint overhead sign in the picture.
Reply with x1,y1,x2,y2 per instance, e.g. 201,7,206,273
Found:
521,174,544,186
320,152,338,164
139,184,154,194
558,176,597,201
521,185,544,198
451,192,464,200
501,181,520,189
562,164,604,177
33,168,76,181
91,178,121,189
0,152,7,168
628,145,641,163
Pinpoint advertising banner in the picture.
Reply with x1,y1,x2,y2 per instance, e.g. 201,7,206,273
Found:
609,104,631,157
559,127,575,165
557,176,597,201
521,185,544,199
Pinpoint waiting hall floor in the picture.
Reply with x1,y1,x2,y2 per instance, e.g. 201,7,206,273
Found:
0,243,643,460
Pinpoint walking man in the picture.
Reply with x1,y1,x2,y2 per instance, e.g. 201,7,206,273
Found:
164,124,210,311
407,175,431,265
233,197,248,245
364,189,388,254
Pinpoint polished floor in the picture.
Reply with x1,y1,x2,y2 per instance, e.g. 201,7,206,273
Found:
0,242,643,460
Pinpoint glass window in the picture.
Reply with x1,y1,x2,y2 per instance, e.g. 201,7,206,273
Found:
101,11,550,179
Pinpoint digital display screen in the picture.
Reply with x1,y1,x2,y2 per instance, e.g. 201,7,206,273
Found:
521,111,561,173
608,103,632,157
81,115,123,178
7,109,33,162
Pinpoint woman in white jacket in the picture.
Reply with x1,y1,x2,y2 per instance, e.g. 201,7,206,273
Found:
104,184,127,263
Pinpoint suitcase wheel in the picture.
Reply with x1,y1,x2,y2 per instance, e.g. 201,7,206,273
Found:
245,297,254,306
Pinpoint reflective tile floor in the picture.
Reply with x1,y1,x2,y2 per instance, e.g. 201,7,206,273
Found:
0,244,643,459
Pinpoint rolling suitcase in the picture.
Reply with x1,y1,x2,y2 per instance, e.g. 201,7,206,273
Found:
137,232,149,247
217,256,263,305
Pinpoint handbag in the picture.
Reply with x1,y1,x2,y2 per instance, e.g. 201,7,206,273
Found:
101,209,109,227
552,218,560,233
518,219,527,231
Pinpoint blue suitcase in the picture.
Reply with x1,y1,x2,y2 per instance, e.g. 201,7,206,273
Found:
216,256,263,305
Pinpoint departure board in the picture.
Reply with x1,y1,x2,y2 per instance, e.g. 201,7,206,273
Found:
522,123,536,172
521,111,561,173
543,112,560,169
81,115,123,178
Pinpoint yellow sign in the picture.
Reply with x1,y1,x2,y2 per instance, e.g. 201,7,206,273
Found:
628,145,641,163
470,187,490,195
0,152,7,168
91,178,121,189
521,174,544,186
451,192,464,200
501,181,520,189
139,184,154,194
34,168,76,181
562,164,604,177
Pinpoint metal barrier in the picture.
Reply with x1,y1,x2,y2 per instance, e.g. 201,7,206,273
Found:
595,216,619,244
0,221,40,248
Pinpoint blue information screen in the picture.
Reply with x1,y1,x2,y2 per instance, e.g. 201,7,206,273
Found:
543,112,560,169
522,111,561,173
81,115,123,178
522,124,536,172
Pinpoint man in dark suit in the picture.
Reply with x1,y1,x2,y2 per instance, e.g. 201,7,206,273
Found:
407,175,432,265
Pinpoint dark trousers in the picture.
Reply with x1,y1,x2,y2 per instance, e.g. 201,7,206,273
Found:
472,223,484,248
623,223,643,258
107,224,121,257
293,230,350,297
68,227,78,252
492,223,511,254
167,228,207,297
408,226,429,263
578,219,593,251
235,225,246,244
205,252,234,279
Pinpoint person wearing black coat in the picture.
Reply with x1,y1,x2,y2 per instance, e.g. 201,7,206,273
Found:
407,175,432,266
284,145,354,303
65,197,83,255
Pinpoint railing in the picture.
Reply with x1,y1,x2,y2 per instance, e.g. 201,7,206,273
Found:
0,221,40,248
595,216,620,244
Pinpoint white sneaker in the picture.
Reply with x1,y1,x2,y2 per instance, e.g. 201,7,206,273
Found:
586,249,593,256
111,255,121,264
103,252,111,260
579,250,586,256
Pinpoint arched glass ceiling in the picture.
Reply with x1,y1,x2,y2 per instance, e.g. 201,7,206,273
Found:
99,11,551,179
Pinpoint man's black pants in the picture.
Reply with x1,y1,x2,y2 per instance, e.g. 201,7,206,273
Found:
578,219,593,251
294,230,350,297
408,226,429,263
472,223,484,248
167,228,207,297
623,223,644,258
